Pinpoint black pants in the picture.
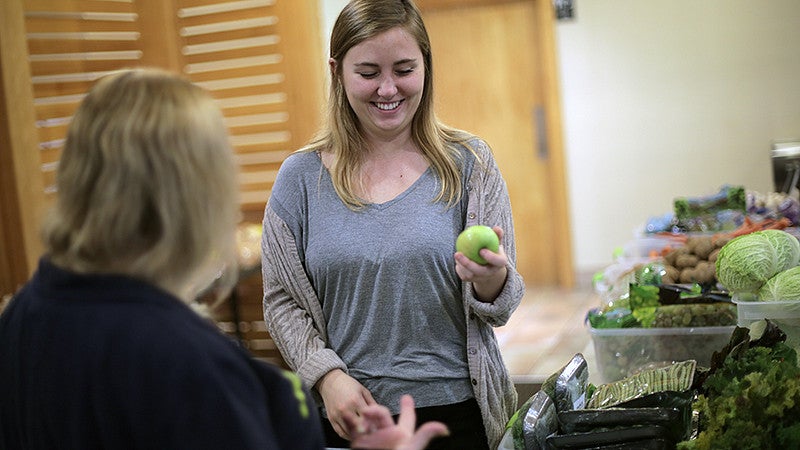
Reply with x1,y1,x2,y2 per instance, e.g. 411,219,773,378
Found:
321,398,490,450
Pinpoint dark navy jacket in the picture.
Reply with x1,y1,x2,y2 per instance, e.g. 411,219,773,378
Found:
0,259,324,449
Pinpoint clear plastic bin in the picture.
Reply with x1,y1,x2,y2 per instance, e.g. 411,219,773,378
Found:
588,326,736,383
734,299,800,353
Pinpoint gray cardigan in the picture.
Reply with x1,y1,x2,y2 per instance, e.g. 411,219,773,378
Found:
261,139,525,449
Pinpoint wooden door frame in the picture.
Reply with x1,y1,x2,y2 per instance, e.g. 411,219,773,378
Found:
418,0,574,287
0,0,46,296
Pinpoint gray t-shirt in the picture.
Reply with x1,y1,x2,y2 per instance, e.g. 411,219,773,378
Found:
269,150,476,411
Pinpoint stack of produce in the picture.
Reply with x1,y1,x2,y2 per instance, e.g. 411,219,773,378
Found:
672,184,747,233
659,235,728,285
597,212,794,304
627,186,796,292
653,215,793,286
645,185,799,234
715,228,800,299
501,354,697,449
508,326,800,448
714,228,800,354
588,281,737,330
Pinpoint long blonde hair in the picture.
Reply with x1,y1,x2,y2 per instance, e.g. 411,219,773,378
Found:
42,68,239,300
304,0,476,209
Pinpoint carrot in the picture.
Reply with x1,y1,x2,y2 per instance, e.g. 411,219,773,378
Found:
715,216,792,241
763,217,792,230
652,232,689,244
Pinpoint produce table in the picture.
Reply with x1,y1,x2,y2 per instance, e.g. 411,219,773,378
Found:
516,186,800,450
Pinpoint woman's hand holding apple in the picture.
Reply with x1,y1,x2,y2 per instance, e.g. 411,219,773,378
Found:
454,226,509,302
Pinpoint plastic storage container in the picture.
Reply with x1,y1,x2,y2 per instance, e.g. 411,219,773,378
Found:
734,299,800,351
588,326,736,383
621,236,682,260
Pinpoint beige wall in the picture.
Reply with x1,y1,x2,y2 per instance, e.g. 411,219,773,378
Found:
556,0,800,273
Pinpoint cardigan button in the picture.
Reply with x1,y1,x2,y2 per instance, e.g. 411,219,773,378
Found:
468,212,476,220
471,378,478,386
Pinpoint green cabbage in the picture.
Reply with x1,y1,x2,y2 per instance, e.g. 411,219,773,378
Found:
759,266,800,301
715,233,778,293
760,229,800,273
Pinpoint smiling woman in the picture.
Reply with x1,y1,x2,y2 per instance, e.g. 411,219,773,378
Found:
261,1,525,449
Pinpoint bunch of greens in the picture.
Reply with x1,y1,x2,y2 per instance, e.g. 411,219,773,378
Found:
673,185,747,233
588,281,734,329
679,322,800,449
673,185,746,221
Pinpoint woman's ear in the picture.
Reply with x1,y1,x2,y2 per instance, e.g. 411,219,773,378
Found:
328,58,338,77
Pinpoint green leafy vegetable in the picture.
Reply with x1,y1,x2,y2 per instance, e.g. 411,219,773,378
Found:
715,232,779,293
628,284,660,310
587,307,639,329
678,322,800,450
635,263,666,285
759,266,800,301
761,229,800,273
632,306,656,328
673,185,746,221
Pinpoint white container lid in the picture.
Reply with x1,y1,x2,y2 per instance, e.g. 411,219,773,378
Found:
588,325,736,337
734,298,800,321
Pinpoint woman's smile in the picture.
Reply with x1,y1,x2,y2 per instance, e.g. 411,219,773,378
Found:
374,100,403,111
337,26,424,140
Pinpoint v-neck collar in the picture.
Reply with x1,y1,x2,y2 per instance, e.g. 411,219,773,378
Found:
366,166,433,210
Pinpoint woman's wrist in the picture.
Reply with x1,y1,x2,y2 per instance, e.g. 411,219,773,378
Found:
472,266,507,302
315,368,346,395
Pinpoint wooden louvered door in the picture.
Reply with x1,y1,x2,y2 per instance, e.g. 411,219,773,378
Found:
0,0,325,364
19,0,323,217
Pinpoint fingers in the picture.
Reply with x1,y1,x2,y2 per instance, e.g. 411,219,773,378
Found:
405,422,450,450
454,247,507,281
362,387,377,406
492,226,504,242
395,394,416,431
346,403,405,450
331,417,351,441
355,403,395,430
332,396,372,440
395,396,449,450
337,386,378,439
347,395,450,450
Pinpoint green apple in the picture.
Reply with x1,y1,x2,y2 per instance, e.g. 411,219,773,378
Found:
456,225,500,265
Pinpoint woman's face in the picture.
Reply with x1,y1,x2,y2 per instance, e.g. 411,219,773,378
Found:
336,26,425,141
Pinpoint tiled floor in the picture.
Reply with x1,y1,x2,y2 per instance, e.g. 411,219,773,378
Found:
496,286,604,389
